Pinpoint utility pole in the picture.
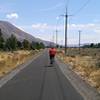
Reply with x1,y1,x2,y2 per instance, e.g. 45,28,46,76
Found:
62,8,72,55
79,30,81,53
61,4,72,55
62,7,69,55
65,8,68,55
52,32,55,45
50,32,55,47
56,29,58,48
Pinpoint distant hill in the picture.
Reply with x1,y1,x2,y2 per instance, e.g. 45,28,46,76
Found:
0,20,54,46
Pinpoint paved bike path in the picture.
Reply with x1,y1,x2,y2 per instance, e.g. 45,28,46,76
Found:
0,51,83,100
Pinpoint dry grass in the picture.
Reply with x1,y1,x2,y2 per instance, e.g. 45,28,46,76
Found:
57,48,100,93
0,50,40,77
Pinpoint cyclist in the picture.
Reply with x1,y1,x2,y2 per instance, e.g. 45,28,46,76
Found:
49,47,57,64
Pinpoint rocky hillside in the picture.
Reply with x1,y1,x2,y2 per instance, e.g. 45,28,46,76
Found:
0,20,53,46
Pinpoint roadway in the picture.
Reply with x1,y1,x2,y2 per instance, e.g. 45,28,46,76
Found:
0,50,83,100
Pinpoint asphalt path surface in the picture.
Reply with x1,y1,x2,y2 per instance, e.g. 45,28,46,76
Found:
0,50,83,100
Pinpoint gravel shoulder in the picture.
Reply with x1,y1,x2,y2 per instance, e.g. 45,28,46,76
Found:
56,58,100,100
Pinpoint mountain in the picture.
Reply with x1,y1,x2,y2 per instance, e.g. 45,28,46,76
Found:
0,20,53,46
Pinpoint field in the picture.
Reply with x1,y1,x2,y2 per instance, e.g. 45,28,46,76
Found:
57,48,100,93
0,50,40,77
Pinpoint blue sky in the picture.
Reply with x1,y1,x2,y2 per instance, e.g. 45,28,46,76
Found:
0,0,100,45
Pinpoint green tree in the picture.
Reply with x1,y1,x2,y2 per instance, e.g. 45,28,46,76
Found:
17,41,22,49
35,42,40,50
5,38,10,51
34,42,45,50
97,43,100,48
31,41,36,50
5,34,17,51
0,29,5,50
0,29,2,36
90,43,94,48
0,37,5,49
22,39,30,49
39,42,45,49
56,44,59,48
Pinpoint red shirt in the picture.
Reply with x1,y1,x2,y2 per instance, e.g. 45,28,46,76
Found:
49,48,56,56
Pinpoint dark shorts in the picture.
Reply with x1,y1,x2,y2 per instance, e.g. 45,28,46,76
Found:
49,55,55,60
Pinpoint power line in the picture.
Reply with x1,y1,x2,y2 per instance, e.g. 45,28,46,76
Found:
66,0,70,9
72,0,91,16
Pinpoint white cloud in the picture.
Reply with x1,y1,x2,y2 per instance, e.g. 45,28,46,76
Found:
32,23,63,31
6,13,19,19
18,23,100,45
31,23,100,34
32,23,48,30
69,23,96,30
